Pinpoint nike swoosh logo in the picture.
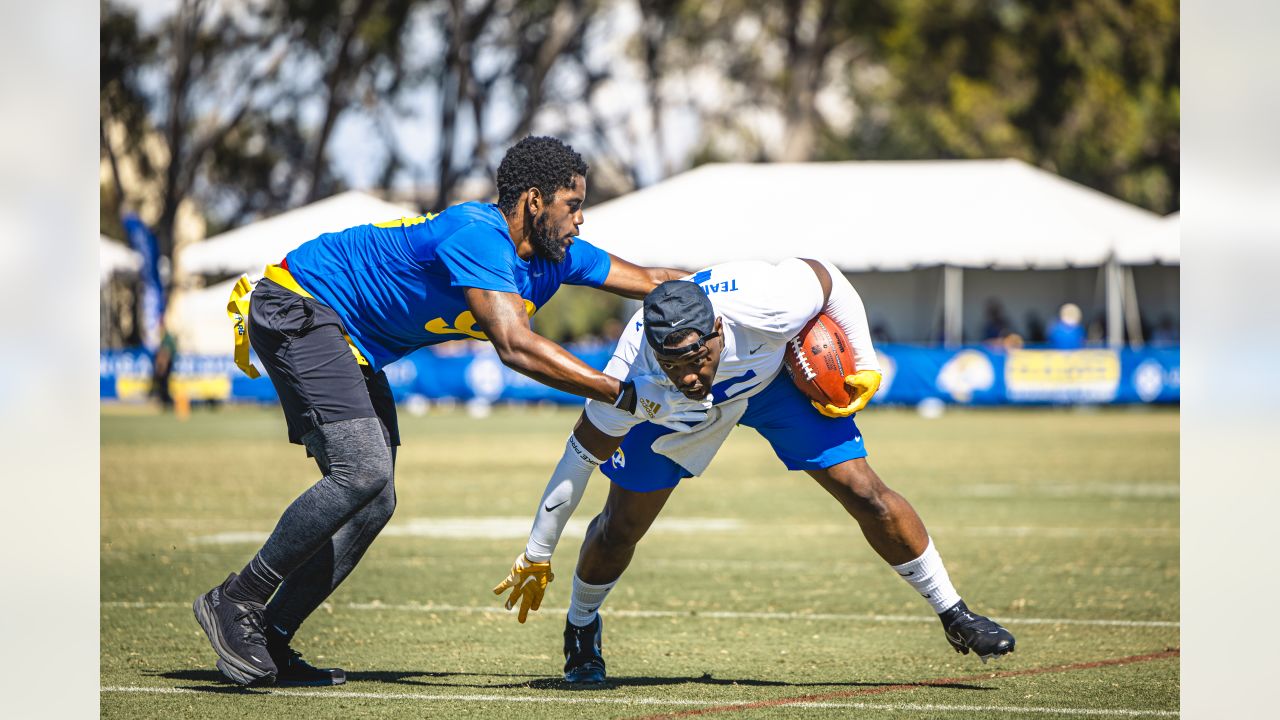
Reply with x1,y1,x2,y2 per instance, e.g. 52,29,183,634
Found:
898,571,915,576
750,343,766,354
544,500,568,512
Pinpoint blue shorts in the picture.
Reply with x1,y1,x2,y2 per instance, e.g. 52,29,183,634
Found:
601,371,867,492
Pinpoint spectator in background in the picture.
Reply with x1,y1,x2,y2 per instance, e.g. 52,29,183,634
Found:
1024,311,1046,344
871,317,893,345
1151,315,1179,347
1086,311,1108,346
1048,303,1085,349
981,299,1010,342
151,323,177,411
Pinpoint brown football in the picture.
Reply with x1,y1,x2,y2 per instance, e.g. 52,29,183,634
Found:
783,313,856,407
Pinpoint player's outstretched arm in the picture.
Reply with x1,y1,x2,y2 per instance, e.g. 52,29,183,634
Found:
493,415,622,623
597,253,690,299
468,287,626,403
801,259,884,417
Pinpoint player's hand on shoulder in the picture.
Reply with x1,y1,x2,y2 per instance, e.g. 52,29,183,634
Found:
493,552,555,624
617,375,712,431
812,369,883,418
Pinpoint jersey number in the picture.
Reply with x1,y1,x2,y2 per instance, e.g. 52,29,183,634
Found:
424,300,537,341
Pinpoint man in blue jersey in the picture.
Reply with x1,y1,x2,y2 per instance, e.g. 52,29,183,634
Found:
193,136,711,687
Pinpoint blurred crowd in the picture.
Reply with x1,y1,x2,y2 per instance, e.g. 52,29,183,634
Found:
975,299,1179,351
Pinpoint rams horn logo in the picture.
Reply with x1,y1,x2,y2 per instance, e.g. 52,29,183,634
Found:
610,448,626,468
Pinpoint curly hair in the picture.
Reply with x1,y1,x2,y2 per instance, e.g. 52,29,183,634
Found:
496,136,588,214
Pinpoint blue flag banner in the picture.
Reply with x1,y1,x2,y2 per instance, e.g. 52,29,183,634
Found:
122,214,165,352
101,344,1179,407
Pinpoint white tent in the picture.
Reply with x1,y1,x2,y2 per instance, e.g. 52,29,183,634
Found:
1115,212,1179,265
579,160,1171,346
180,190,419,278
168,276,239,356
580,159,1166,270
99,235,141,283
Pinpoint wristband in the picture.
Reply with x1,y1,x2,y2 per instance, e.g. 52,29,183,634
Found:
613,380,637,414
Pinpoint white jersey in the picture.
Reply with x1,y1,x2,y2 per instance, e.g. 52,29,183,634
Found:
585,258,825,437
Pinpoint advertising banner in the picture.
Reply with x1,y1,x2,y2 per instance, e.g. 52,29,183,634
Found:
101,344,1178,406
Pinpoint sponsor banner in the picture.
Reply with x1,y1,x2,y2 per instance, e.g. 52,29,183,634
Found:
101,344,1178,406
1005,350,1121,403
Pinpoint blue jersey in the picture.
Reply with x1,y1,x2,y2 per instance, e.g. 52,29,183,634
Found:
284,202,612,371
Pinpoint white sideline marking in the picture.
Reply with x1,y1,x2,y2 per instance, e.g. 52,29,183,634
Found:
193,516,743,544
99,686,1178,715
190,516,1174,545
957,483,1179,499
947,526,1177,539
101,600,1178,628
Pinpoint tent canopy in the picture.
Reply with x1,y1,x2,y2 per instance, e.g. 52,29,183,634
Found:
181,191,419,277
1115,212,1179,265
578,159,1171,271
100,235,141,283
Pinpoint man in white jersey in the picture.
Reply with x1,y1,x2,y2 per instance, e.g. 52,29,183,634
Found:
493,258,1016,684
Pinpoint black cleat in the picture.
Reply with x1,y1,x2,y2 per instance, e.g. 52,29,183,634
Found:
563,615,607,685
267,627,346,687
192,573,278,686
940,600,1016,663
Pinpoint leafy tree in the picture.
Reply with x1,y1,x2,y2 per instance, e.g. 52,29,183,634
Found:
826,0,1179,212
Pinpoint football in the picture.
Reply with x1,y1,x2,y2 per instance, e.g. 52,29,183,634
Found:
783,313,856,407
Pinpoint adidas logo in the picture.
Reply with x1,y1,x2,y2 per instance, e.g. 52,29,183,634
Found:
639,398,662,418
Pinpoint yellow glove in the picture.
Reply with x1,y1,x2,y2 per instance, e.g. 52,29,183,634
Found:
812,370,883,418
492,553,554,623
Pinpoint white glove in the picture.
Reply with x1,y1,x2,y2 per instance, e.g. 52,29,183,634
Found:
615,375,712,431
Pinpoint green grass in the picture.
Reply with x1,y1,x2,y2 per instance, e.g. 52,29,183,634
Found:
102,404,1179,718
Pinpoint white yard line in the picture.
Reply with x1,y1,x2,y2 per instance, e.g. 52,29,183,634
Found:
101,600,1178,628
99,686,1178,716
180,516,1177,545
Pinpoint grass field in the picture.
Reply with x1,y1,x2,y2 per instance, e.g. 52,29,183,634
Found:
102,403,1179,719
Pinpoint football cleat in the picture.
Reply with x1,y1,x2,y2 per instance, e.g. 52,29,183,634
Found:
267,626,346,687
939,600,1016,662
563,615,607,685
193,573,278,685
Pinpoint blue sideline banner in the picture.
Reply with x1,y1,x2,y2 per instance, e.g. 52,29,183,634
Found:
101,344,1179,406
870,346,1180,405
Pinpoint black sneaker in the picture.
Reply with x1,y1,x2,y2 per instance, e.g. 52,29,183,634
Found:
192,573,278,686
563,615,606,685
939,600,1016,663
267,627,347,687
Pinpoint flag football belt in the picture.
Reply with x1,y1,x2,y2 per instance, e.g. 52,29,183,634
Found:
227,262,369,379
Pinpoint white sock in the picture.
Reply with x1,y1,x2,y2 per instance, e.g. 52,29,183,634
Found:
890,537,962,614
567,574,616,627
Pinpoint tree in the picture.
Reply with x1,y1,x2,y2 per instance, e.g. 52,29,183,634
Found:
101,0,292,287
827,0,1179,212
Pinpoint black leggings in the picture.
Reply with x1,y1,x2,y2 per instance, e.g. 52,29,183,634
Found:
254,417,398,637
